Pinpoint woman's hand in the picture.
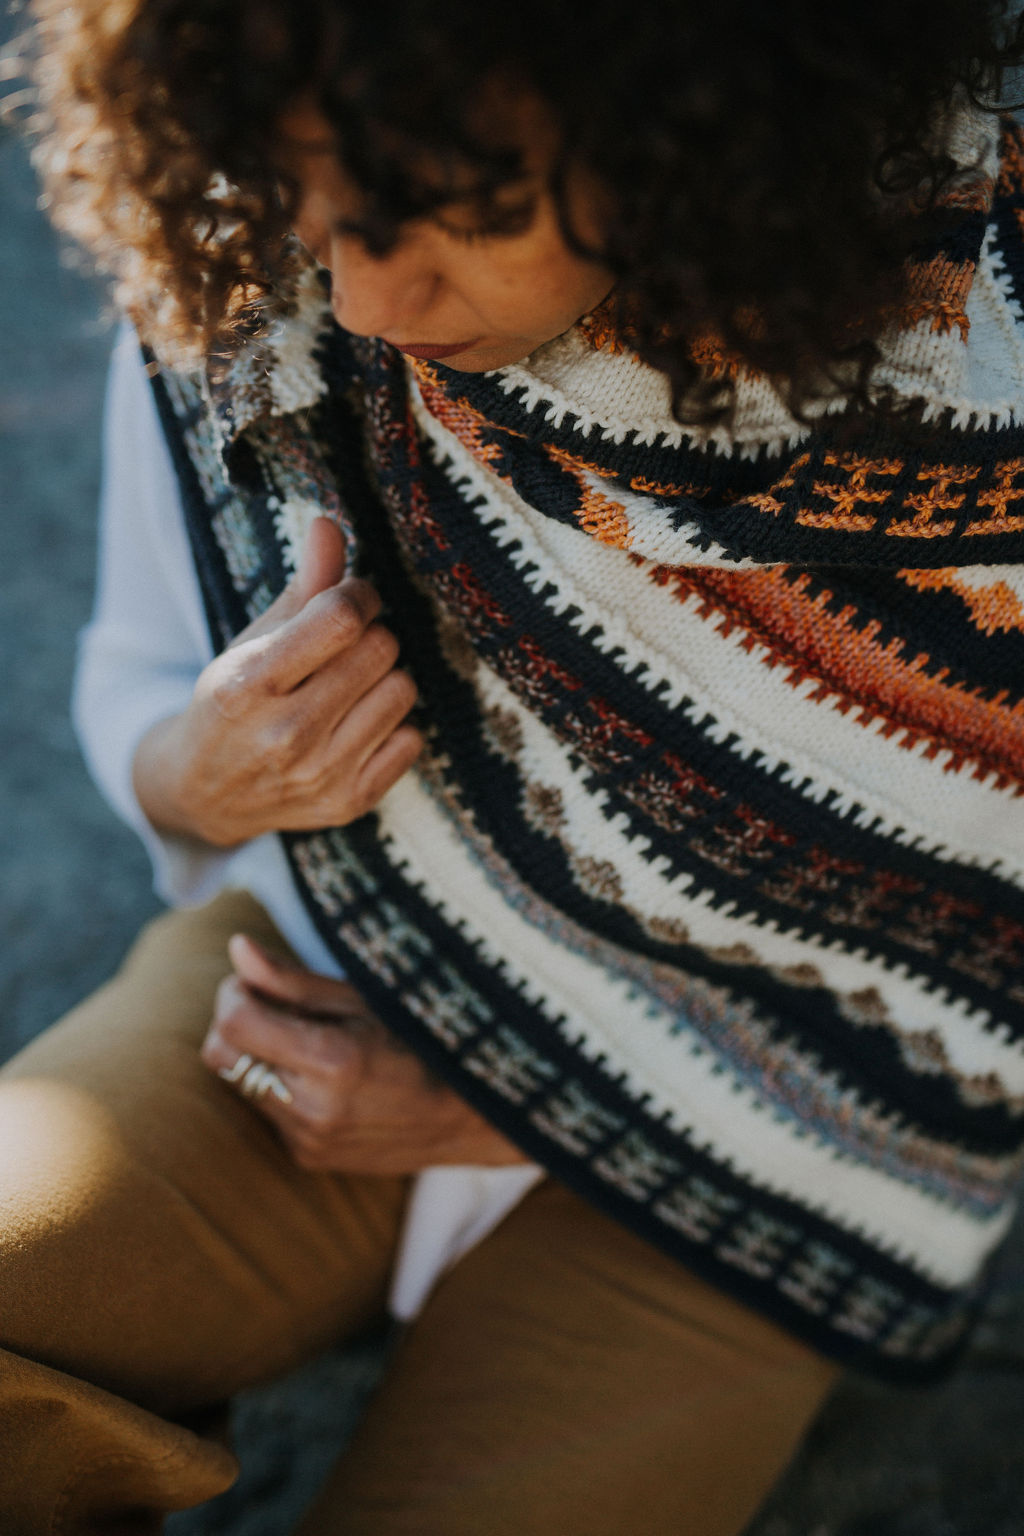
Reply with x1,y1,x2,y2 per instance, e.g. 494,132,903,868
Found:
200,934,530,1174
133,517,424,847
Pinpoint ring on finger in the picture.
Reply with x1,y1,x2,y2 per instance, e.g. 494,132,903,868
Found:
218,1052,294,1105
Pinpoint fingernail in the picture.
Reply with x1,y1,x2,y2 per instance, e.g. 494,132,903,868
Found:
229,933,265,963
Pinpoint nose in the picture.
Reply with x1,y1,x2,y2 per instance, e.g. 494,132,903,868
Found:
326,230,442,340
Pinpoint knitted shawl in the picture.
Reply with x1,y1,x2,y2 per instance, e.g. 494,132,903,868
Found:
151,113,1024,1382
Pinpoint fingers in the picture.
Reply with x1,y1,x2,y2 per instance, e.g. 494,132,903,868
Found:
296,621,405,731
227,935,370,1019
246,577,385,694
228,516,390,696
354,722,425,808
205,974,363,1077
329,664,421,766
235,517,347,643
292,516,348,608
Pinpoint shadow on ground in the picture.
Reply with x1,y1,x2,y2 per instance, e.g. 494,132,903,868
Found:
2,28,1023,1532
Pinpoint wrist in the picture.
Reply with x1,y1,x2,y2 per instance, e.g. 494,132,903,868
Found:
132,712,232,846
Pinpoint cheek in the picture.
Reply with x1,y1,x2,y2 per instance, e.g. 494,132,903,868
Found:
479,246,611,336
530,257,612,334
519,195,613,321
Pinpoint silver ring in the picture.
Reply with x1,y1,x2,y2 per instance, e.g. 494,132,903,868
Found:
218,1052,294,1105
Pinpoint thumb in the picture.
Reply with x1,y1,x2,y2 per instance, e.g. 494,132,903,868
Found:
291,516,347,608
228,933,307,1001
232,517,347,645
229,934,371,1021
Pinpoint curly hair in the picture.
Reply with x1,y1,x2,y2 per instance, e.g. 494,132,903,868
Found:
16,0,1024,419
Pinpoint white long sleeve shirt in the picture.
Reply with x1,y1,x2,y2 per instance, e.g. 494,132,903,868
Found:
72,328,542,1318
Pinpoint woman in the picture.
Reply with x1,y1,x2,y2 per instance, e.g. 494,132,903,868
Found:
3,1,1024,1531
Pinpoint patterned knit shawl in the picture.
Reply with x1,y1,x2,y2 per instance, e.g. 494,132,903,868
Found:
151,114,1024,1381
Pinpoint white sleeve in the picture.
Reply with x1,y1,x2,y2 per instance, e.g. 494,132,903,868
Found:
71,326,237,906
75,338,547,1294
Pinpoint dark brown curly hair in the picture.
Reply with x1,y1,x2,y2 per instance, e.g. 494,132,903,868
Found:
15,0,1024,419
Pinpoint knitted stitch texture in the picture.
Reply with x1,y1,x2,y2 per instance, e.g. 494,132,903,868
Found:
149,113,1024,1381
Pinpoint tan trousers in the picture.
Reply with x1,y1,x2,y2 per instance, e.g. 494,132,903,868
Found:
0,891,838,1536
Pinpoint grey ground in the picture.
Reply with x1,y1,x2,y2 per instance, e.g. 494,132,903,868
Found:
3,27,1024,1531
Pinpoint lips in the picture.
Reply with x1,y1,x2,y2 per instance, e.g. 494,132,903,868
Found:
391,339,480,360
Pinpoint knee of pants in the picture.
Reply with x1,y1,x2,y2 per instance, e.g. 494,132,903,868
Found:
0,1053,406,1417
0,1068,255,1413
0,1074,144,1352
0,1074,251,1414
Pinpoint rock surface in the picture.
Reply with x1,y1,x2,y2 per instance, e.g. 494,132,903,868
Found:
2,36,1023,1532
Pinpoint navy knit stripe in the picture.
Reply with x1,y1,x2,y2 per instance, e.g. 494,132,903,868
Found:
780,565,1024,702
409,357,1024,569
280,817,974,1384
147,175,1024,1380
349,355,1024,1014
156,374,986,1385
313,385,1024,1149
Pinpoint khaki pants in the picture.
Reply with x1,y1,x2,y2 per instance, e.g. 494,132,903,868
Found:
0,891,838,1535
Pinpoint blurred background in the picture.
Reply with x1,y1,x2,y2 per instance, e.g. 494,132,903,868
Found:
4,4,1024,1532
0,2,159,1060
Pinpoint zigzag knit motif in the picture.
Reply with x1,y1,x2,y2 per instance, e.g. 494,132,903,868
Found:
149,114,1024,1381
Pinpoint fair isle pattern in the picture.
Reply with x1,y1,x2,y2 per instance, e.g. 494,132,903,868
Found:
148,116,1024,1382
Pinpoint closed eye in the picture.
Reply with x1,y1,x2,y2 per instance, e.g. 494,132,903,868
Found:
433,196,537,244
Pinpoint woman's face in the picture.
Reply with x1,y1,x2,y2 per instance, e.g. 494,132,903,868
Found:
280,103,613,371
